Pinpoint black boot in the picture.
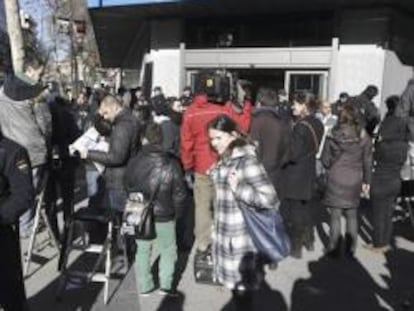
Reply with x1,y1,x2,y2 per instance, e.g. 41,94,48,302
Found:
344,233,355,259
290,239,303,259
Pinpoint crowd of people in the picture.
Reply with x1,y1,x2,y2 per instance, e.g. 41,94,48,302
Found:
1,56,414,310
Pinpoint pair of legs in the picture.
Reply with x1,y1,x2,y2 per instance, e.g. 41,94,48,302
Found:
370,174,400,249
328,207,358,254
371,196,397,248
280,199,314,258
135,221,177,293
45,159,76,242
0,225,28,311
193,173,213,252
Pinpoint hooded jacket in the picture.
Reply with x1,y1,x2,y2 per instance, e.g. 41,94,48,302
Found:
0,75,48,167
322,125,372,208
180,94,252,174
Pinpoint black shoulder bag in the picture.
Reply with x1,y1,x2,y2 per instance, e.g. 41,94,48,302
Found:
122,165,166,240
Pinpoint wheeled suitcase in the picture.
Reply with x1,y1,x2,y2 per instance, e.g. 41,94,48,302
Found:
193,250,220,286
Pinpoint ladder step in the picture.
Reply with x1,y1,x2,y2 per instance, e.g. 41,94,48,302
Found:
68,244,105,253
91,273,108,283
65,271,108,283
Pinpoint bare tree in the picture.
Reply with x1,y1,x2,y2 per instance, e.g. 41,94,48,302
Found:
4,0,24,73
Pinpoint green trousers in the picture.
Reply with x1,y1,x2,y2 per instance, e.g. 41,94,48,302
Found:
135,221,177,293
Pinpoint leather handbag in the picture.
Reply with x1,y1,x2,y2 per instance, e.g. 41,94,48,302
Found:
239,203,290,263
122,166,165,240
135,198,156,240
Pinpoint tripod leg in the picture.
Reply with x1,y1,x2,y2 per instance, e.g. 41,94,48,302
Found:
24,191,43,276
40,208,60,250
406,201,414,235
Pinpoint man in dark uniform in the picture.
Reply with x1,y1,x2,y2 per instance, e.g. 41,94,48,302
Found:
0,128,34,311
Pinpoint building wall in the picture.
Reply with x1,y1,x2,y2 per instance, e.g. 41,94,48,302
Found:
145,15,414,103
334,45,385,107
381,50,413,113
146,19,183,96
147,49,181,96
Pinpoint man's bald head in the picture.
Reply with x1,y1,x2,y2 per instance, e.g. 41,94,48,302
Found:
98,95,123,123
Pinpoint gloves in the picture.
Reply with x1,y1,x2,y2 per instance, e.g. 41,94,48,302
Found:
185,170,194,190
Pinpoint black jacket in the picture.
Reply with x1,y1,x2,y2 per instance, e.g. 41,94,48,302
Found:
88,109,141,189
374,115,409,173
351,94,380,136
280,115,324,200
49,97,81,159
396,79,414,141
371,116,408,199
250,107,291,193
0,134,34,225
124,145,187,222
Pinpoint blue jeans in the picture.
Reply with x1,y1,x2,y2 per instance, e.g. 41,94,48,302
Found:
86,169,100,197
108,189,127,213
86,168,106,209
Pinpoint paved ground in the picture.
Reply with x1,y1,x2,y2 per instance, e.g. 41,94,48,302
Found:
23,194,414,311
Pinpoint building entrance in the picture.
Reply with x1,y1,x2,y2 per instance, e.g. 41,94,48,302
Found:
185,68,329,102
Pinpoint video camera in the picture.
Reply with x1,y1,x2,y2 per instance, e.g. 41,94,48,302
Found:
192,70,232,103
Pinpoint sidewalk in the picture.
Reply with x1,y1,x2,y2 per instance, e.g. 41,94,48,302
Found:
23,204,414,311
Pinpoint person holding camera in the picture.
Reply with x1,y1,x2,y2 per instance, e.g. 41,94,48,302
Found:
45,96,81,242
0,128,34,311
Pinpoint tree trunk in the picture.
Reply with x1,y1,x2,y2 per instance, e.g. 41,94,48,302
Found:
4,0,24,74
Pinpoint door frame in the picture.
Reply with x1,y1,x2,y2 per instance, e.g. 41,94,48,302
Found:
284,70,329,100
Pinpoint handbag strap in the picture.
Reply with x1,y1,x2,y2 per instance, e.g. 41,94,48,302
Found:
301,120,320,155
146,161,168,205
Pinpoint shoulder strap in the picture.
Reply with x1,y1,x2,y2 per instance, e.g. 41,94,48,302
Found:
301,120,319,154
147,161,168,205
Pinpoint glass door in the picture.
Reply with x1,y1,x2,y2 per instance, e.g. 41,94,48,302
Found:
285,71,329,100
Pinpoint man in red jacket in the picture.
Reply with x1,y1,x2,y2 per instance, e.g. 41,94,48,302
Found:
180,93,252,253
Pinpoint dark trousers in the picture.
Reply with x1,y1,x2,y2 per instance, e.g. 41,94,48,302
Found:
371,197,395,247
45,159,76,241
328,207,358,253
0,225,27,311
280,199,313,251
371,174,401,248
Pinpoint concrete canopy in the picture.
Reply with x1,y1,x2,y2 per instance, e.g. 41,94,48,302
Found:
89,0,414,68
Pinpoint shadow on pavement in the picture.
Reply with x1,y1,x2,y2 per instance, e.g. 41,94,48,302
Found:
156,291,185,311
383,247,414,310
28,254,103,311
220,281,287,311
219,252,287,311
290,255,388,311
